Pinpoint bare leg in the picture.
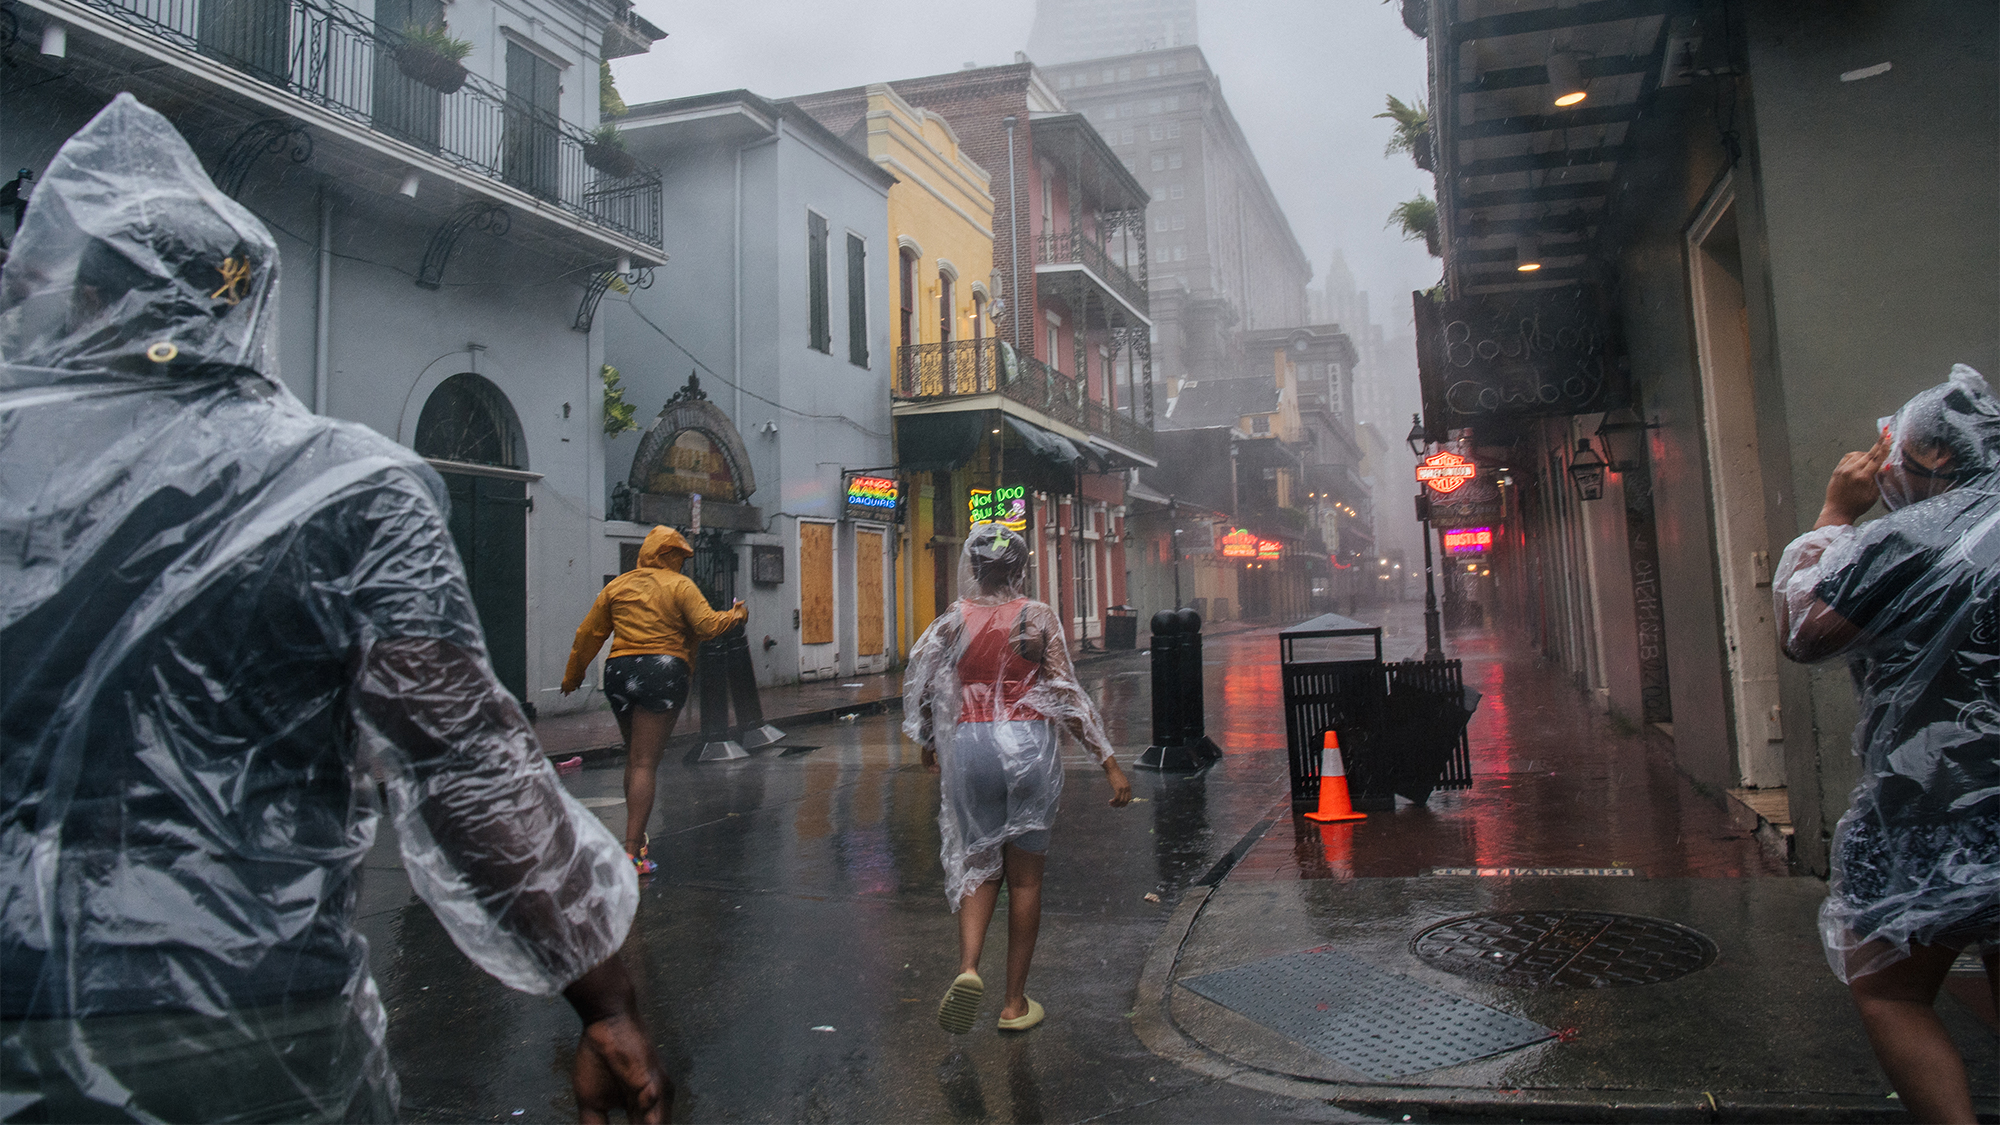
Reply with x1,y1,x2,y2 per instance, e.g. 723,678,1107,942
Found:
1849,942,1976,1124
998,845,1045,1020
958,878,1001,976
621,708,677,853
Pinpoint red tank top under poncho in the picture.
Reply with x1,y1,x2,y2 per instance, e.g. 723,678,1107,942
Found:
956,599,1045,722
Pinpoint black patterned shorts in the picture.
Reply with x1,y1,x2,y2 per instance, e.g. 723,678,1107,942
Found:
603,654,691,718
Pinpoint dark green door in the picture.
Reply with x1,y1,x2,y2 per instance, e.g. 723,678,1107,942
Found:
199,0,291,85
504,42,561,199
442,472,529,703
373,0,444,150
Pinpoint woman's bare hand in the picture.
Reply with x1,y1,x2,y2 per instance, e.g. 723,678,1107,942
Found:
921,744,939,773
1104,761,1133,807
1816,431,1890,529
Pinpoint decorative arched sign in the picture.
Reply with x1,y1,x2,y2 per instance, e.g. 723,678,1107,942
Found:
621,373,763,530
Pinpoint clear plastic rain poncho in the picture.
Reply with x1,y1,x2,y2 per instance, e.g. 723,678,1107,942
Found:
1773,364,2000,982
0,95,635,1119
903,524,1117,909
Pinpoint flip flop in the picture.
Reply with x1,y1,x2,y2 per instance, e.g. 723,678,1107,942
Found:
937,971,984,1034
997,997,1044,1032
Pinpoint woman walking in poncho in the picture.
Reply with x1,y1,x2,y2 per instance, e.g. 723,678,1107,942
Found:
1774,365,2000,1123
906,523,1132,1034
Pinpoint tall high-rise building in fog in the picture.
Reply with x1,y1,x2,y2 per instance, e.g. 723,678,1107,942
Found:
1025,0,1197,66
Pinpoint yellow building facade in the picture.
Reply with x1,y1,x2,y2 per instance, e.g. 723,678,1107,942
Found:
846,83,996,656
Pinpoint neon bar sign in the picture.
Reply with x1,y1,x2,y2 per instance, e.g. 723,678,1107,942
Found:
845,475,898,518
969,484,1028,530
1443,527,1493,554
1218,528,1259,558
1256,538,1282,559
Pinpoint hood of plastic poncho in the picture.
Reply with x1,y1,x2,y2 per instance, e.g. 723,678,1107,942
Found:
0,94,280,385
637,525,693,571
957,522,1031,606
1876,364,2000,510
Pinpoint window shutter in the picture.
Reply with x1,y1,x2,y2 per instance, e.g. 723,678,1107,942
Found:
846,234,868,367
807,212,830,353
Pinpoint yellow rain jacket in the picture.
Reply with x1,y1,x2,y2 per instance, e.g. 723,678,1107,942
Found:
561,526,747,692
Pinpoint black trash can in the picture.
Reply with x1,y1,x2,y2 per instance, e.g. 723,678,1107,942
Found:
1278,613,1390,811
1103,605,1137,651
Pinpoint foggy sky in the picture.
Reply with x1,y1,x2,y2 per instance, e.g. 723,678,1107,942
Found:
610,1,1438,335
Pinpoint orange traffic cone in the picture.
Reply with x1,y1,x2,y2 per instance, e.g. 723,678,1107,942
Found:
1304,731,1366,823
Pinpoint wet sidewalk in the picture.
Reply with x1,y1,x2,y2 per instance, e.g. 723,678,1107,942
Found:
1135,620,1999,1121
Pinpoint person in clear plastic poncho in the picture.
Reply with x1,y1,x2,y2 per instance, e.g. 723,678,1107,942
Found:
904,523,1132,1034
1773,364,2000,1124
0,95,665,1122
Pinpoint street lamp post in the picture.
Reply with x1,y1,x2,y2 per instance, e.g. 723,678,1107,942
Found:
1407,414,1444,661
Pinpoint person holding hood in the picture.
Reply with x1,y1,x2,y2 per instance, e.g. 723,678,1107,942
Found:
1774,364,2000,1125
0,95,665,1121
562,526,746,873
905,522,1131,1035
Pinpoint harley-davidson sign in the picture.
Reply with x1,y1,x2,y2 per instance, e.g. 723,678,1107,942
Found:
1416,451,1476,494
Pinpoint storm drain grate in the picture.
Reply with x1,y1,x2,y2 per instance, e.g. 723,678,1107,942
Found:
1178,949,1553,1079
1411,911,1717,989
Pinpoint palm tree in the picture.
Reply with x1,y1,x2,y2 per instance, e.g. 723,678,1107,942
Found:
1374,95,1433,172
1387,194,1440,258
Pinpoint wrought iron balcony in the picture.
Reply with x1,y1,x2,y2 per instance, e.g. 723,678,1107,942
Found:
894,339,1154,459
1037,231,1148,317
63,0,662,248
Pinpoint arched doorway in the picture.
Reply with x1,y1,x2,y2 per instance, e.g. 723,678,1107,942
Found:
415,373,532,706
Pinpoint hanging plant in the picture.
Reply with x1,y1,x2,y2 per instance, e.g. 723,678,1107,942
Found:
599,60,628,119
601,364,638,437
395,23,473,94
1374,95,1432,172
582,124,639,178
1387,194,1441,258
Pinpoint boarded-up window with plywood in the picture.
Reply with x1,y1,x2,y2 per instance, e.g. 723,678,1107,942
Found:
800,522,834,645
855,528,884,656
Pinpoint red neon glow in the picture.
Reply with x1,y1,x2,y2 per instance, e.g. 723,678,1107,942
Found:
1444,527,1494,554
1256,538,1282,559
1416,451,1476,495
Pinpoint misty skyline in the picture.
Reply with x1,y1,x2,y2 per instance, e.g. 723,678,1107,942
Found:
610,0,1437,336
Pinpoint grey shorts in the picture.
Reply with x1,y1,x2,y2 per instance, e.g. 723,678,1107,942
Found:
955,720,1054,854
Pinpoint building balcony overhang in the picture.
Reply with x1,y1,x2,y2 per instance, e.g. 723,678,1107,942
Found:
892,340,1156,465
16,0,665,267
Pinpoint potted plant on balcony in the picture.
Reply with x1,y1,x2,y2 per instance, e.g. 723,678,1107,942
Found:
1374,95,1432,172
396,23,473,95
582,124,639,179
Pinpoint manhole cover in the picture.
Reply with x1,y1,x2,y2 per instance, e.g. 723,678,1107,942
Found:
1411,911,1716,989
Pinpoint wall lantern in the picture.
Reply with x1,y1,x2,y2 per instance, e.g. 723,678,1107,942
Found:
1405,412,1427,457
1595,408,1659,472
1515,233,1542,272
1568,439,1608,500
1547,49,1588,106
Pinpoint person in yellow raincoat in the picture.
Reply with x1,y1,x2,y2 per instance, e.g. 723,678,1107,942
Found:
563,526,747,872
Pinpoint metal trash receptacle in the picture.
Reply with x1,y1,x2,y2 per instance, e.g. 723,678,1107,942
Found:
1104,605,1137,650
1279,613,1390,811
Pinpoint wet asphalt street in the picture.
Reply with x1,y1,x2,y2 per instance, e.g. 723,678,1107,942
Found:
353,602,1992,1123
362,622,1328,1124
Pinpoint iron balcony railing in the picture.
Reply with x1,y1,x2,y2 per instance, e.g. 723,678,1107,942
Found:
894,339,1154,459
1037,231,1147,315
70,0,663,248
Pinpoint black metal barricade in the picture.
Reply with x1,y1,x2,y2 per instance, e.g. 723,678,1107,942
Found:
1384,659,1476,802
1137,608,1222,770
1280,613,1478,811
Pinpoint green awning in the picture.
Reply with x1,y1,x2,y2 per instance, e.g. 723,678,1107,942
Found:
895,412,986,472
